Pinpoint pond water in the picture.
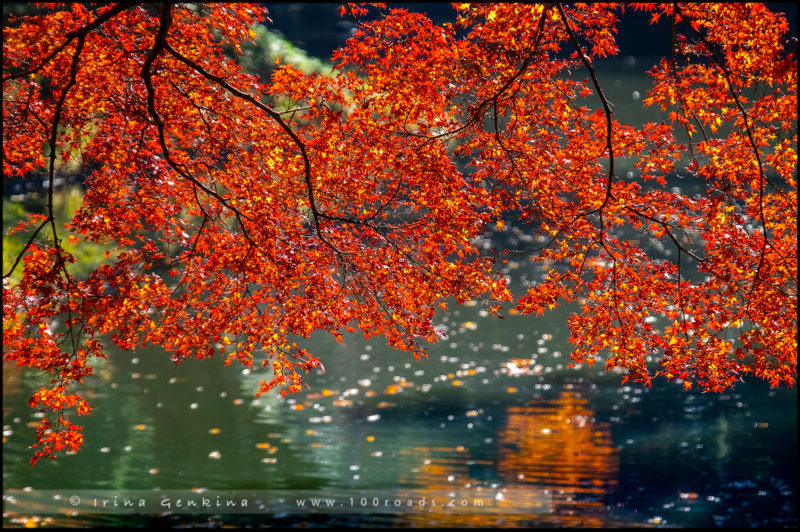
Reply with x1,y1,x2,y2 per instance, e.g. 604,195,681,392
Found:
3,225,797,527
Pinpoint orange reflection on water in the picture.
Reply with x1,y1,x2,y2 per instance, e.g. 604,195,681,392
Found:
497,390,619,527
395,389,619,527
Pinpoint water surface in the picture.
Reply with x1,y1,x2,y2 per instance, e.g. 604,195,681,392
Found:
3,246,796,527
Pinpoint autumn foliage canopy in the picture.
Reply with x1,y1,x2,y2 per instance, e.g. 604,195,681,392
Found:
3,3,797,463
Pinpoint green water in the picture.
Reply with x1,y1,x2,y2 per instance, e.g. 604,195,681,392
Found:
2,240,797,527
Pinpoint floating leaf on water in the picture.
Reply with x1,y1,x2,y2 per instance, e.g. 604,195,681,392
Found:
507,387,518,394
209,428,220,435
256,442,271,449
134,424,147,431
208,450,221,459
366,414,381,422
148,468,159,474
366,436,375,442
